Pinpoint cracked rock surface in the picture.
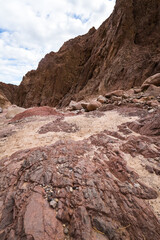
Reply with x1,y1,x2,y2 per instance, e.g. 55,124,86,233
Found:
0,101,160,240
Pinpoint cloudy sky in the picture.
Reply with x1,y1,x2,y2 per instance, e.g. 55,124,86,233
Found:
0,0,115,85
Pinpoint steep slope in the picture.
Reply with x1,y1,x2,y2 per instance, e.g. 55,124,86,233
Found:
0,82,18,106
16,0,160,108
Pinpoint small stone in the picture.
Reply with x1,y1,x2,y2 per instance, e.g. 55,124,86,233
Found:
70,187,73,192
50,199,57,209
64,227,69,235
148,109,155,113
97,95,106,104
0,107,3,113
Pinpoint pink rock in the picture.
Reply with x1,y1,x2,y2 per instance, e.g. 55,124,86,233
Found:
24,191,64,240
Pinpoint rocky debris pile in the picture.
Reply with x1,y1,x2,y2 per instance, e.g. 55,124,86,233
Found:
68,73,160,113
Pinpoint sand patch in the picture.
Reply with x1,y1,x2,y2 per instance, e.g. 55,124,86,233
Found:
0,110,138,159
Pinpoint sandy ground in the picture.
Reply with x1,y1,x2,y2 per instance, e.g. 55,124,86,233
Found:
0,110,138,159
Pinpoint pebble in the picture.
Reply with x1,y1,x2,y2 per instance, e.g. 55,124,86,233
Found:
49,199,57,209
0,107,3,113
64,227,69,235
148,109,155,113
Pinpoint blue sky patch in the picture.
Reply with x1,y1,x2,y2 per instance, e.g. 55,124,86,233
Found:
67,13,89,23
0,28,7,33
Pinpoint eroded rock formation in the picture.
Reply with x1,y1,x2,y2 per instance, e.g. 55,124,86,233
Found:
15,0,160,108
0,82,18,106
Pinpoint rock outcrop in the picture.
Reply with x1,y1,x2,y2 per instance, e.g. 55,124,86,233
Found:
0,94,160,239
15,0,160,108
0,82,18,105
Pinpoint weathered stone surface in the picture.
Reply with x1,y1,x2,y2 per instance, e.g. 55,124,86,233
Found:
128,110,160,136
0,93,11,109
0,82,17,104
24,190,64,240
39,118,79,134
0,112,160,239
141,73,160,90
144,84,160,98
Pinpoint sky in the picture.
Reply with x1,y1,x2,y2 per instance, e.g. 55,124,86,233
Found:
0,0,116,85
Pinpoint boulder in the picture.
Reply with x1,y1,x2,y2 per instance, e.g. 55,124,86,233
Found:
141,73,160,90
87,100,102,111
105,90,124,98
123,89,135,98
144,84,160,98
69,101,84,111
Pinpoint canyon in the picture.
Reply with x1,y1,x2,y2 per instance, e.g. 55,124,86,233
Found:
0,0,160,239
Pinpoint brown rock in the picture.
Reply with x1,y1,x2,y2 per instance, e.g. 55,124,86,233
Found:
87,100,102,111
144,84,160,98
69,101,84,111
0,93,11,109
14,0,160,108
0,81,17,104
105,90,124,98
141,73,160,90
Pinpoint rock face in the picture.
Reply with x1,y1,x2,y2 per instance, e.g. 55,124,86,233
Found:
0,93,11,109
15,0,160,108
0,82,18,105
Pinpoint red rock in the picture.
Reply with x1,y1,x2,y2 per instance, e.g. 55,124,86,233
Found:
10,106,63,122
0,132,160,240
24,191,64,240
128,110,160,136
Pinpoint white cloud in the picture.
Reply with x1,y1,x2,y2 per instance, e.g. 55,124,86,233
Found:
0,0,115,85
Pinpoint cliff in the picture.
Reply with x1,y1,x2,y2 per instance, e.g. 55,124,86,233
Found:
15,0,160,108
